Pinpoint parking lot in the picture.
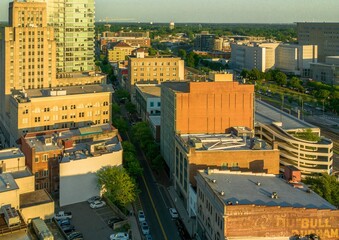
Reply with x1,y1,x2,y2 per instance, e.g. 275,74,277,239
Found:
60,201,118,240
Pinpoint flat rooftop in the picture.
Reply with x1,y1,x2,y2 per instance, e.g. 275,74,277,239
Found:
0,148,24,161
0,173,19,193
255,100,316,131
179,133,272,151
198,169,336,210
13,84,113,100
20,189,53,208
161,81,189,93
136,84,161,99
149,115,161,126
10,169,32,179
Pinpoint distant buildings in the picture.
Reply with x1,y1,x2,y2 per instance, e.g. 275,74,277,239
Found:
297,22,339,63
230,42,280,72
196,169,339,240
127,55,184,101
194,31,215,52
107,41,135,62
311,56,339,85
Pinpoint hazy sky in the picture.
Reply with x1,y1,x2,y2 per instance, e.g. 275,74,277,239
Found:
1,0,339,23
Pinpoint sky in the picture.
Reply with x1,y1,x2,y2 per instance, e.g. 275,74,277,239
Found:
1,0,339,23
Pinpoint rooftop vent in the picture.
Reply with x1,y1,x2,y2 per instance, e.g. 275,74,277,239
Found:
220,191,225,196
212,179,216,183
256,182,261,186
271,192,278,199
6,183,10,189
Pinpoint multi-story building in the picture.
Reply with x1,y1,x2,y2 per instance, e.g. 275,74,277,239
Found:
297,22,339,63
20,124,122,205
275,44,318,77
46,0,95,72
255,100,333,176
135,84,161,121
194,31,215,51
0,0,57,125
196,169,339,240
0,148,26,173
174,131,280,213
7,84,112,144
127,55,184,101
107,41,135,62
160,81,254,176
311,56,339,85
230,42,279,72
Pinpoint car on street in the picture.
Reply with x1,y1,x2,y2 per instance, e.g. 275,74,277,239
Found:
140,221,150,235
87,195,101,204
145,234,153,240
169,208,179,219
68,231,83,240
61,224,75,234
57,218,70,226
138,210,145,222
54,211,72,220
90,200,106,209
110,232,129,240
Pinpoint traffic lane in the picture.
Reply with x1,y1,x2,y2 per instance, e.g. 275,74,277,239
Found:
137,150,180,240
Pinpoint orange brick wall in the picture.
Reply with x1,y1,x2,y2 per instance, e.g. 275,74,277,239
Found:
225,205,339,240
189,149,280,186
176,82,254,134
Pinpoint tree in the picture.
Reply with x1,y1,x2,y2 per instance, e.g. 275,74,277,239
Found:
151,155,165,172
122,141,136,154
186,52,195,68
274,72,287,86
96,166,138,207
304,174,339,207
293,128,321,142
240,69,250,79
125,102,137,114
178,49,187,60
148,48,157,56
113,117,128,133
112,103,121,117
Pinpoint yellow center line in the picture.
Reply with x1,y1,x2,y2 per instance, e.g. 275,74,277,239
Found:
141,175,168,240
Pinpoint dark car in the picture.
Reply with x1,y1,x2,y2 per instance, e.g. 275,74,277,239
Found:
57,219,70,226
61,224,75,234
68,232,83,240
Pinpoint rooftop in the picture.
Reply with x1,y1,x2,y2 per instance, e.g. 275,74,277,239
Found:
255,100,316,131
12,84,113,101
149,115,161,126
178,133,272,151
10,169,32,179
0,148,24,161
0,173,19,193
198,169,336,210
20,189,53,208
161,81,189,93
136,84,161,99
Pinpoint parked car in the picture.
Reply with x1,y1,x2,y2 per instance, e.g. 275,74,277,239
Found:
90,200,106,209
87,195,101,204
140,221,150,235
61,224,75,234
145,234,153,240
110,232,129,240
68,231,83,240
138,210,145,222
169,208,178,219
57,218,70,226
54,211,72,220
108,217,122,228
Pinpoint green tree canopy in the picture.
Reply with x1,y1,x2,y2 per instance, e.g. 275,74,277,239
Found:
97,166,138,207
274,72,287,86
178,49,187,60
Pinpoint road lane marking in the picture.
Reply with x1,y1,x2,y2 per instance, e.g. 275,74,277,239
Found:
142,175,168,240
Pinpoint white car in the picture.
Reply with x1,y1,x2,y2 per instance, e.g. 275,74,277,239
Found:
90,200,106,209
169,208,178,219
87,196,101,204
140,221,150,235
138,210,145,222
110,232,129,240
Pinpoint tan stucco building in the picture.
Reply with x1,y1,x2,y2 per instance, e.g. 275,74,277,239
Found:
107,41,135,62
127,55,184,101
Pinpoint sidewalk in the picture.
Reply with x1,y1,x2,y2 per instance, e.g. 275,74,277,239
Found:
167,186,195,237
127,204,142,240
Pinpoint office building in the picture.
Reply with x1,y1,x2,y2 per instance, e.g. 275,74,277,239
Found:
311,56,339,85
160,81,254,176
194,31,215,51
255,100,333,176
297,22,339,62
174,131,280,213
107,41,135,62
0,0,57,123
275,44,318,77
127,55,184,101
196,169,339,240
46,0,95,72
135,84,161,121
230,42,279,72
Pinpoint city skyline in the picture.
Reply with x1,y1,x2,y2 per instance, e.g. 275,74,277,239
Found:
0,0,339,23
